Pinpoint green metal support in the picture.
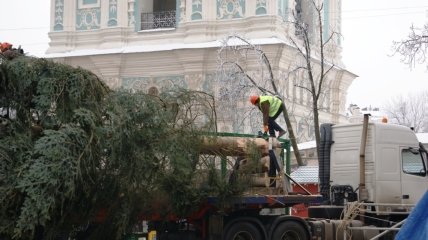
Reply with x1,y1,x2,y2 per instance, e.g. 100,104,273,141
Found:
201,132,291,193
279,138,291,215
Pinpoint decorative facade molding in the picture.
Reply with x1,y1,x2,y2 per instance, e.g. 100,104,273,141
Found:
76,7,101,30
278,0,289,22
179,0,185,23
256,0,267,15
191,0,202,20
217,0,245,19
128,0,136,27
54,0,64,31
108,0,118,27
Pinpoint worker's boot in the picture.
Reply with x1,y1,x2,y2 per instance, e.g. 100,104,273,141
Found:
278,130,286,138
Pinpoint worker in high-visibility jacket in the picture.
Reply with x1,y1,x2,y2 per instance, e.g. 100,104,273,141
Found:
250,95,286,138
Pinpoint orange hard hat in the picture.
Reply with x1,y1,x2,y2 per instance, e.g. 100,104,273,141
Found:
0,42,12,51
382,116,388,123
250,95,259,105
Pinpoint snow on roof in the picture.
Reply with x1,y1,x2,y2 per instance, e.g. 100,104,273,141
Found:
289,140,316,152
290,165,318,184
417,133,428,144
297,140,316,150
44,37,289,58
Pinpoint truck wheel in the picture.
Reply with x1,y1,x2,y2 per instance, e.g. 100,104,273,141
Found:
272,221,309,240
224,222,262,240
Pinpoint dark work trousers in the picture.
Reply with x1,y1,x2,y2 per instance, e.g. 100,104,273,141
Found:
268,105,285,137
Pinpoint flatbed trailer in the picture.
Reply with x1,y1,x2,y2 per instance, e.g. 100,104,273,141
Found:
206,194,321,208
133,132,323,240
138,189,322,240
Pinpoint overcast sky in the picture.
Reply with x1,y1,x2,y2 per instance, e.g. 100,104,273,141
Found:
1,0,427,109
342,0,428,108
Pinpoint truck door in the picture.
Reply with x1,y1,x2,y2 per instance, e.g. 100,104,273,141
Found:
400,147,428,205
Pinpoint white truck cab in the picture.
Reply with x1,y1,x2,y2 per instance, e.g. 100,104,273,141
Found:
329,121,428,211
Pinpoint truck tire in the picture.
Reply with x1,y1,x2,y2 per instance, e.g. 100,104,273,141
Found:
224,221,262,240
272,221,309,240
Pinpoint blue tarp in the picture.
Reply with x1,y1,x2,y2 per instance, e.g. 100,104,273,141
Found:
395,190,428,240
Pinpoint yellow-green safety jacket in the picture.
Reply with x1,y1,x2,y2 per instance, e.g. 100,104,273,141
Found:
259,96,282,117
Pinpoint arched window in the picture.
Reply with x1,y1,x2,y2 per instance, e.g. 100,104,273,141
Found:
148,86,159,96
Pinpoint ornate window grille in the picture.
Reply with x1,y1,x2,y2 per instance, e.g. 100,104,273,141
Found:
141,10,176,30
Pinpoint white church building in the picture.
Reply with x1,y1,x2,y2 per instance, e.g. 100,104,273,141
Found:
46,0,356,141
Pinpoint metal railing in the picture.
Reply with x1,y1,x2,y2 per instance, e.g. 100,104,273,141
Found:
141,10,176,30
347,220,406,240
342,202,414,240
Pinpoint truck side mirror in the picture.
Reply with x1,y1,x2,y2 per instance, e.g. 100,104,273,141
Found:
408,147,419,155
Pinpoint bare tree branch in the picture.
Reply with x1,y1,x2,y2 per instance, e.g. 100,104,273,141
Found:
288,0,339,157
383,91,428,132
392,24,428,69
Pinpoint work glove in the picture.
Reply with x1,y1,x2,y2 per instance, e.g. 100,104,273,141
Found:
263,125,269,134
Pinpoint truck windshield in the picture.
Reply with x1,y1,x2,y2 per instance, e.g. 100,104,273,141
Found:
402,148,427,177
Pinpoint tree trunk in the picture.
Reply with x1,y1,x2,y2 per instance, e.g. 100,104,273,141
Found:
200,136,282,156
312,101,321,157
281,103,305,166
